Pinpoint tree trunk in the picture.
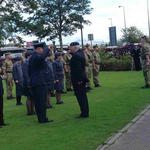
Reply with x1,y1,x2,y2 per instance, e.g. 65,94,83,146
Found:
59,32,63,52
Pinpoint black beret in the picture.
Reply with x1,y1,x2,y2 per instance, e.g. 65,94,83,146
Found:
55,52,62,57
93,45,98,49
25,50,33,58
16,57,22,61
70,42,80,47
34,42,46,50
141,36,147,40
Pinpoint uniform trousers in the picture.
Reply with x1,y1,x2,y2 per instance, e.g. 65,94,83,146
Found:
72,81,89,117
32,86,48,123
0,96,4,125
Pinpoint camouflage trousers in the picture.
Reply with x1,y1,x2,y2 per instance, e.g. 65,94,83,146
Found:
5,73,13,98
86,64,92,87
143,67,150,86
65,71,72,89
93,65,100,85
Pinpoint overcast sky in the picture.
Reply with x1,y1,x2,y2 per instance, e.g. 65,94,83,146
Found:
24,0,150,45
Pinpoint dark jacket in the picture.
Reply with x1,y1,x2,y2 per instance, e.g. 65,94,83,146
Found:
22,58,31,87
53,59,64,91
0,76,4,96
70,49,89,83
45,60,55,90
12,62,24,86
53,59,64,80
28,49,50,87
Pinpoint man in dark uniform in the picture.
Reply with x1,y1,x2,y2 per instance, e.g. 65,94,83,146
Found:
0,67,8,127
12,57,24,105
70,42,89,118
29,42,53,123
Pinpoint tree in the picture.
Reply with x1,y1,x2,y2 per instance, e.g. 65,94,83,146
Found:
121,26,144,44
24,0,92,50
0,0,37,47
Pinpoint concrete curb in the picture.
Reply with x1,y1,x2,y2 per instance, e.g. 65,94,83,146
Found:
96,104,150,150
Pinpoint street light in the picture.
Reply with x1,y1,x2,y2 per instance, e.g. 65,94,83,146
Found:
118,6,127,30
147,0,150,37
80,0,84,49
108,18,113,27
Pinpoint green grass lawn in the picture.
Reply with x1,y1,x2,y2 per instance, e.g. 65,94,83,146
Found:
1,71,150,150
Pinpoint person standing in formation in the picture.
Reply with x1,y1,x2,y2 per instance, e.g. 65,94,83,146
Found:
70,42,89,118
45,54,55,109
92,45,101,87
140,36,150,89
22,51,35,115
12,57,24,105
53,52,64,104
2,53,14,100
85,44,94,91
63,48,72,92
29,43,53,123
0,67,8,127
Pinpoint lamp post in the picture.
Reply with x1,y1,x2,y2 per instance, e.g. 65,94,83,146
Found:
80,0,84,49
108,18,113,27
147,0,150,37
118,6,127,30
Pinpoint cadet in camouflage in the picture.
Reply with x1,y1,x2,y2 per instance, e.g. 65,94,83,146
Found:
2,53,14,100
93,45,101,87
140,36,150,89
63,49,72,91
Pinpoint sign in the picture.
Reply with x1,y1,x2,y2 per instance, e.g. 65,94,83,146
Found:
109,26,117,46
88,34,94,41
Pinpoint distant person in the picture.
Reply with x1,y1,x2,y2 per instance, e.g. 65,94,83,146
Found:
0,67,8,127
2,53,14,100
130,44,141,71
85,44,94,91
140,36,150,89
63,49,72,92
92,45,101,87
70,42,89,118
53,52,64,104
29,42,53,123
22,51,35,115
45,54,55,108
12,57,24,105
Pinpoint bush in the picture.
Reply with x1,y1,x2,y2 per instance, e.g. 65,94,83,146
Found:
100,55,132,71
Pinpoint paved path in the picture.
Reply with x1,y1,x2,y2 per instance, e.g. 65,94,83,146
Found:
97,105,150,150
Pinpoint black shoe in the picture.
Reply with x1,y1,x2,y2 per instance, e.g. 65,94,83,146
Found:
7,97,13,100
75,115,89,119
0,123,9,126
27,112,36,116
141,85,150,89
51,93,56,97
39,119,53,124
56,101,64,105
46,105,54,109
95,84,102,87
67,89,73,92
61,91,67,94
16,103,23,106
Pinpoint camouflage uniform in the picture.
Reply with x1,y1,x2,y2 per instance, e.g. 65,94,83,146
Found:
93,51,101,86
86,50,93,88
49,52,55,63
63,53,72,90
2,59,13,98
140,43,150,86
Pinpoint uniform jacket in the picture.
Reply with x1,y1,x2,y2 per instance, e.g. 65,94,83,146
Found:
12,62,24,86
45,60,55,86
70,49,89,83
22,58,31,87
28,49,50,87
93,51,100,65
0,76,4,96
53,59,64,81
2,59,13,73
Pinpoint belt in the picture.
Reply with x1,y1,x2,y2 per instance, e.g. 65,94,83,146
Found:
6,71,12,73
